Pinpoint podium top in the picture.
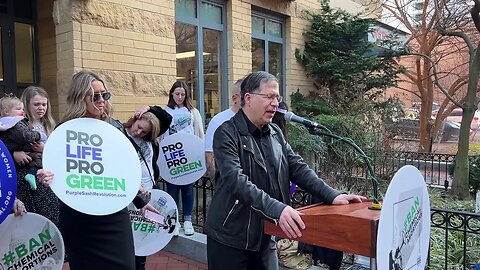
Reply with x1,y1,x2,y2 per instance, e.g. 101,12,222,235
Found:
297,201,380,221
264,202,380,257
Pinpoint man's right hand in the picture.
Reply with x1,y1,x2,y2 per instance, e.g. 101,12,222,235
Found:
13,151,32,166
278,206,305,239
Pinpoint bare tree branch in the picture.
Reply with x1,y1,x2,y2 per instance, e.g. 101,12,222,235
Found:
443,31,475,52
408,52,463,107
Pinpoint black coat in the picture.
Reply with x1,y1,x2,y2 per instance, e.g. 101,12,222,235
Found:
204,110,341,251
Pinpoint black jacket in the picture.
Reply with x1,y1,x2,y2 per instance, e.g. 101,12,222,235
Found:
204,110,341,251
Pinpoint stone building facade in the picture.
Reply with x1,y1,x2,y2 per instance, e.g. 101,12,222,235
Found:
1,0,368,122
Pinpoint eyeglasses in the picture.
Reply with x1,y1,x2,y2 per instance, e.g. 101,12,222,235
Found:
250,92,283,103
90,92,111,102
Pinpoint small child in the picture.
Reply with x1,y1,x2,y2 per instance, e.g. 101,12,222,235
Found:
0,95,46,190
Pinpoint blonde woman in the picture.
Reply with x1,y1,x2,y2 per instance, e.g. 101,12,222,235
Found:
124,111,171,190
54,71,158,270
123,110,172,270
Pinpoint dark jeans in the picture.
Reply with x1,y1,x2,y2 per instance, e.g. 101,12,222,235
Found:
166,182,194,218
207,235,278,270
135,256,146,270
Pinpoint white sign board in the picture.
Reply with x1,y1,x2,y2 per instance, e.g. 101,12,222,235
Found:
0,213,64,270
157,133,206,185
128,189,178,256
476,191,480,214
43,118,141,215
377,165,430,270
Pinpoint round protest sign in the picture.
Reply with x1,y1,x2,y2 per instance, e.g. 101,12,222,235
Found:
377,165,430,270
128,189,178,256
157,133,206,185
43,118,141,215
0,213,64,270
0,140,16,225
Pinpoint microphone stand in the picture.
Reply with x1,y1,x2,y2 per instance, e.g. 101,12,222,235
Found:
307,126,382,210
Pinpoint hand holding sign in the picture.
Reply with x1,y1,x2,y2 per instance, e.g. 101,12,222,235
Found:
128,189,178,256
43,118,141,216
0,213,64,270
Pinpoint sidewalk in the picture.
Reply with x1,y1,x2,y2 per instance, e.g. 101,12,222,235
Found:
61,250,208,270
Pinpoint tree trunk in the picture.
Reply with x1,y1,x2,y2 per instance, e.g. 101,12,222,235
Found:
451,44,480,199
418,61,435,152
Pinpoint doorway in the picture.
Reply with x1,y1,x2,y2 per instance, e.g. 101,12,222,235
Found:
0,0,37,96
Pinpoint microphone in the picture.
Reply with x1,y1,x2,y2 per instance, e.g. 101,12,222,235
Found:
284,112,321,129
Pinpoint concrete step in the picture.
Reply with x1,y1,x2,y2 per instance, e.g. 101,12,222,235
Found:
163,231,368,270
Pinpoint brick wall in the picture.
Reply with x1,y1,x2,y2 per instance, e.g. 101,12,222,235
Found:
37,0,59,119
53,0,175,121
48,0,372,121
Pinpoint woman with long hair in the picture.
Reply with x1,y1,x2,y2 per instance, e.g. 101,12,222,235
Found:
57,71,157,270
123,110,171,270
164,81,204,236
4,86,59,226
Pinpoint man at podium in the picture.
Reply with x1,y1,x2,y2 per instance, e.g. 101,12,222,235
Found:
204,71,365,270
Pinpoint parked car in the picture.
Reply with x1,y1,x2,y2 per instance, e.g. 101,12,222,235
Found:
386,118,464,142
387,118,420,139
446,108,480,130
440,121,462,142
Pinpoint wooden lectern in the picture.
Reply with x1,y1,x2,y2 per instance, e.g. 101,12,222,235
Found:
264,202,380,258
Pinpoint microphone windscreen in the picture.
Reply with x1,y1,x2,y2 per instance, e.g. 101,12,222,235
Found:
284,111,295,122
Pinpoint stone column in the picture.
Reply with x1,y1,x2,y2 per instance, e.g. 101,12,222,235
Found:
52,0,176,121
37,0,59,119
228,0,253,90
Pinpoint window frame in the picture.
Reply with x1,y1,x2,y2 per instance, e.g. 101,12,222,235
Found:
251,10,286,97
0,0,38,96
175,0,228,121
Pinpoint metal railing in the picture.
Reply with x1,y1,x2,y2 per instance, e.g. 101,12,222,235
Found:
156,150,480,269
157,174,480,269
313,151,457,187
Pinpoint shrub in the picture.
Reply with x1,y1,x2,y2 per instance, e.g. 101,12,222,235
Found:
448,155,480,194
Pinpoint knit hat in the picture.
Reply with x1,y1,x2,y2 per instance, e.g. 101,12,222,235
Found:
148,106,172,136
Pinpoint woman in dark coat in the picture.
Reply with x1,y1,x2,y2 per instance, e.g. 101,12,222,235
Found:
55,71,157,270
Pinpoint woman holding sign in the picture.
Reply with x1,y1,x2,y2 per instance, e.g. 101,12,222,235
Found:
123,108,172,270
54,71,158,270
163,81,204,236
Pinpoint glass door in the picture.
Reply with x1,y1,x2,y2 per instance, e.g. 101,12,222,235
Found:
202,28,221,121
0,0,13,95
0,0,37,96
175,0,226,124
0,25,5,94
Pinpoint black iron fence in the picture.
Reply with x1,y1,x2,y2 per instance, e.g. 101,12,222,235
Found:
429,208,480,269
312,151,456,188
156,151,480,269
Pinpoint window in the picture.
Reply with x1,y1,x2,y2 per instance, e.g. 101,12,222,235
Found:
0,0,37,96
175,0,226,123
14,22,34,83
251,12,285,96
